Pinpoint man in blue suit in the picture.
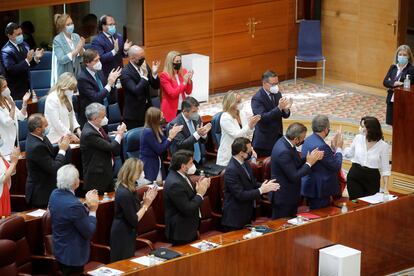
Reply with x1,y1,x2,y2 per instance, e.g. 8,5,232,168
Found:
222,137,279,231
301,115,343,210
270,123,323,219
91,15,132,78
49,164,99,275
1,22,44,99
251,70,292,157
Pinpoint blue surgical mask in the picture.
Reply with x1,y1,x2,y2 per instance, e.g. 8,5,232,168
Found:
107,25,116,36
65,24,74,34
15,34,24,45
398,55,408,65
43,126,50,137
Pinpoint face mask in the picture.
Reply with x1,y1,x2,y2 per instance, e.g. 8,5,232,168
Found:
64,90,74,98
189,112,200,121
1,87,11,98
359,126,366,135
270,85,279,94
326,128,330,137
43,126,50,136
295,139,304,147
65,24,74,34
0,137,4,148
93,61,102,71
187,163,197,175
173,62,182,70
236,103,243,111
108,25,116,36
136,57,145,67
15,34,24,45
136,171,146,186
100,116,108,126
398,55,408,65
244,151,252,161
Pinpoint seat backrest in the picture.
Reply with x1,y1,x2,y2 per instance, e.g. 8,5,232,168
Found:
37,96,47,114
297,20,322,57
41,210,54,256
151,96,160,108
30,70,51,98
0,216,32,274
211,112,223,149
18,120,28,152
107,103,122,132
31,51,52,70
0,239,18,276
262,156,272,181
122,127,144,160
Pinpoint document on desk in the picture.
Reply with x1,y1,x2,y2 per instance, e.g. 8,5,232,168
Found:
191,240,220,250
26,209,47,217
358,193,398,204
130,256,166,266
88,267,123,276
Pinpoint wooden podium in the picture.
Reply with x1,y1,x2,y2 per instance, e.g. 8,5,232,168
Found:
392,84,414,175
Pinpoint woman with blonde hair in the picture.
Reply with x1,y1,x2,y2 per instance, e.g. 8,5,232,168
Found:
160,50,193,122
44,72,81,144
217,91,261,166
140,107,183,183
51,13,85,86
383,44,414,125
110,158,158,261
0,75,30,157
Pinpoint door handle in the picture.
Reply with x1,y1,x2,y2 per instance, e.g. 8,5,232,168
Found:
387,20,397,35
251,18,262,38
246,18,253,37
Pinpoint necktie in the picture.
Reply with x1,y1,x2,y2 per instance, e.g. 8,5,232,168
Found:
94,73,108,107
187,120,201,163
270,94,277,106
242,163,251,180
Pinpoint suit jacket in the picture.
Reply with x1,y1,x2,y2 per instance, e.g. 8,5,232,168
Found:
164,170,202,242
1,41,37,99
251,87,290,154
120,62,159,123
91,32,125,78
139,128,170,182
49,189,97,266
168,113,207,161
301,133,342,198
271,137,311,205
383,63,414,103
25,133,69,207
77,68,117,127
52,32,83,78
80,122,121,193
221,157,261,229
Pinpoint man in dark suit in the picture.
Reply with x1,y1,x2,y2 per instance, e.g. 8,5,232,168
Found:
80,103,126,194
270,123,323,219
49,164,99,275
168,97,212,166
25,114,70,208
120,45,160,129
91,15,132,78
77,49,121,127
222,137,279,231
164,150,210,245
251,70,292,157
301,115,343,210
1,22,44,99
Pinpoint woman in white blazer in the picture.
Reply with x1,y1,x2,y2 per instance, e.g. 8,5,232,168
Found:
216,91,261,166
0,76,30,158
45,72,81,144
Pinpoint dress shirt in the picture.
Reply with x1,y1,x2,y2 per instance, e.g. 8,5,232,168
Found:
182,114,207,141
85,67,112,92
233,156,263,195
87,121,121,144
103,31,128,56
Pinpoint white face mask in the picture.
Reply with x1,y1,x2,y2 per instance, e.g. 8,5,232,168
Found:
187,163,197,175
1,87,11,98
100,116,109,126
93,61,102,71
270,85,279,94
236,103,243,111
64,90,74,98
359,126,366,135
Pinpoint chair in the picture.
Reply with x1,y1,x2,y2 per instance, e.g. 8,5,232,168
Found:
107,103,122,132
0,239,18,276
294,20,326,87
84,43,93,50
37,96,47,114
18,119,28,152
14,100,23,110
210,112,223,150
30,51,52,98
33,51,52,71
122,127,144,160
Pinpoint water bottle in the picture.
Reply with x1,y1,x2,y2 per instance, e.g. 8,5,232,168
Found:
383,191,390,202
341,202,348,214
31,90,38,103
251,155,257,164
404,75,411,89
200,241,209,251
250,227,258,238
116,78,122,89
153,181,159,188
296,215,304,225
148,254,156,266
199,170,205,177
103,192,109,202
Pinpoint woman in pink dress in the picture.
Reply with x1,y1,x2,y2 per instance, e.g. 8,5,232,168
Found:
0,138,19,217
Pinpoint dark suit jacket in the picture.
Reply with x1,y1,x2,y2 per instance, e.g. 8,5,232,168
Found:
120,62,159,124
49,189,97,266
77,68,117,127
301,133,342,198
251,87,290,154
271,137,311,205
1,41,37,99
164,170,203,242
25,133,69,207
80,122,121,193
383,63,414,103
168,113,207,161
221,157,261,229
91,32,126,78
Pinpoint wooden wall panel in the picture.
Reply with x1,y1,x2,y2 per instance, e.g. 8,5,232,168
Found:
251,26,288,56
253,1,289,29
213,58,251,88
214,33,251,62
214,0,252,10
213,6,251,36
145,0,212,20
251,51,288,81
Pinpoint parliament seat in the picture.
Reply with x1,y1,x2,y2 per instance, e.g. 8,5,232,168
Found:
0,239,18,276
122,127,145,160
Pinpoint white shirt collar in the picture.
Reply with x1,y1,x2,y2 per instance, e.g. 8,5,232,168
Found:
233,156,244,165
284,136,295,148
31,133,44,141
88,121,101,132
86,67,96,78
9,40,20,51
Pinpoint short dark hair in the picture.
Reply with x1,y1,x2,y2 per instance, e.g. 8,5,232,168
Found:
262,70,278,82
231,137,251,155
28,113,44,132
98,14,114,31
83,49,99,64
312,115,330,133
361,116,383,142
170,150,193,171
181,97,199,112
5,22,20,36
286,123,307,140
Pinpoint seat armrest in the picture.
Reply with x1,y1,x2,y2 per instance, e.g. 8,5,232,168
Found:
136,238,154,250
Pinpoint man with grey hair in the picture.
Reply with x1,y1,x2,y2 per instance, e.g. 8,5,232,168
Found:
25,113,70,208
49,164,99,275
301,115,344,210
80,103,126,194
270,122,324,219
120,45,160,129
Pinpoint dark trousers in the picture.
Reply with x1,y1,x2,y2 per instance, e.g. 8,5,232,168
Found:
306,197,331,210
254,148,272,158
124,119,144,130
271,203,297,219
386,102,393,125
58,262,84,276
347,163,380,200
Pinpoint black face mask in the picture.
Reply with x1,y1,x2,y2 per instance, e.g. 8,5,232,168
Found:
136,57,145,67
244,151,253,161
173,62,182,70
295,139,304,147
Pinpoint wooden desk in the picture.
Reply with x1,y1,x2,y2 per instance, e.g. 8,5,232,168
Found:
93,195,414,276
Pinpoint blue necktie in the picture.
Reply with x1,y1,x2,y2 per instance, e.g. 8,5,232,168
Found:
187,120,201,163
94,73,108,107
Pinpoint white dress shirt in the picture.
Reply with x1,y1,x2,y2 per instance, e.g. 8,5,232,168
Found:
86,67,112,92
0,99,26,157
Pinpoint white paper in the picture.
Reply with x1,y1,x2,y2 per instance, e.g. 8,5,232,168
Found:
242,231,264,240
287,217,310,226
130,256,165,266
191,240,220,250
358,192,398,204
88,267,123,276
26,209,46,217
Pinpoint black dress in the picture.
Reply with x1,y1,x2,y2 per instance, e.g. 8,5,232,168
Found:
110,184,140,262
